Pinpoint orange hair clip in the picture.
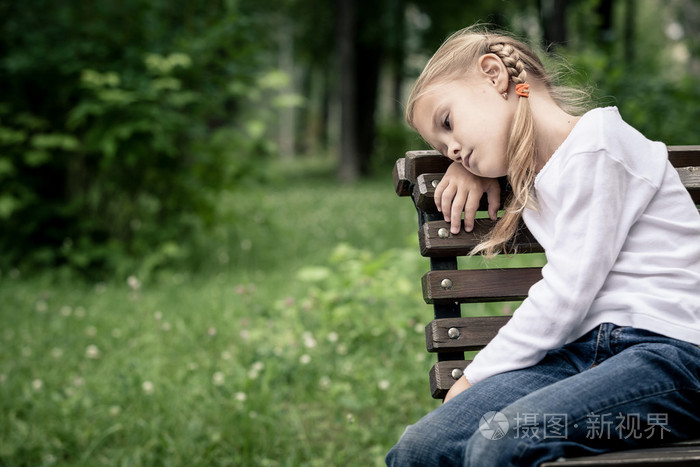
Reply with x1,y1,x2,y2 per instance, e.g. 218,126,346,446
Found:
515,83,530,98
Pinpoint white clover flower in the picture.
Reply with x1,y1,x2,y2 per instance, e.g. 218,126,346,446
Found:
302,332,317,349
221,351,232,361
327,332,339,343
74,376,84,387
35,301,48,313
32,379,43,391
109,405,121,416
161,322,171,332
127,275,141,291
85,345,101,359
60,305,72,317
154,311,163,321
142,381,154,395
51,348,63,359
319,376,331,390
378,380,391,391
212,372,225,386
299,354,311,365
207,327,217,337
235,391,247,402
85,325,97,337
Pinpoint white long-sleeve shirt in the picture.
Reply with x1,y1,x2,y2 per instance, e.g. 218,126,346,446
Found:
464,107,700,385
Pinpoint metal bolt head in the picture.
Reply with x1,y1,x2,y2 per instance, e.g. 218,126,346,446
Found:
438,228,449,239
451,368,463,380
440,278,453,289
431,179,439,188
448,327,460,339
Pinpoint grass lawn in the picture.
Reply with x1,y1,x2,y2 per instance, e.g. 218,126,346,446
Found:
0,158,535,466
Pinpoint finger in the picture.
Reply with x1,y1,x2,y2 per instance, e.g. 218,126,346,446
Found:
463,191,481,232
441,184,457,223
450,188,468,234
434,178,446,212
487,183,501,221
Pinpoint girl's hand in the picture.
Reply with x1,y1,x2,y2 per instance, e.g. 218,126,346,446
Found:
434,162,501,234
443,375,472,403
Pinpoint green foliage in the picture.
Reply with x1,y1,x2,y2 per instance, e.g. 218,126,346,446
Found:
0,244,434,466
0,0,282,277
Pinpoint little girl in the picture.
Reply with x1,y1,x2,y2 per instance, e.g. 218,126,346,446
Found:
386,25,700,466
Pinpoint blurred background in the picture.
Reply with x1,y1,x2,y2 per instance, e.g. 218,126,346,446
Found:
1,0,699,277
1,1,699,465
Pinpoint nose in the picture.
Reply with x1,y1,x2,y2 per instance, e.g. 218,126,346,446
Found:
447,140,461,162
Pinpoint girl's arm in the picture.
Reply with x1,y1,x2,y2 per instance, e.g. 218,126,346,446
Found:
435,162,501,234
443,375,472,403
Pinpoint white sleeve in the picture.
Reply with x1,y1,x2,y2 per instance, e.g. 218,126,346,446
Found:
463,150,658,385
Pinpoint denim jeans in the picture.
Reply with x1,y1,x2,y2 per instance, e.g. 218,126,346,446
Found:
386,323,700,466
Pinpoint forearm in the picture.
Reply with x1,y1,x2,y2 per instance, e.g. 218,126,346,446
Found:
443,375,472,403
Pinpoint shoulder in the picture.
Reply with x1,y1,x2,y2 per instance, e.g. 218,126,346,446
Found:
542,107,667,186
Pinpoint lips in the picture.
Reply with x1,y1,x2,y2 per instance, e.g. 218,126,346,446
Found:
463,150,473,169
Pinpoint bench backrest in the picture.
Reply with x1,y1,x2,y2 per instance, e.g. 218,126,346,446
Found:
393,145,700,399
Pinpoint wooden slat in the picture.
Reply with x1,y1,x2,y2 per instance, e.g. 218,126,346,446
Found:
668,145,700,167
429,360,470,399
419,219,543,257
541,443,700,466
414,173,502,214
392,158,411,196
413,173,443,213
677,166,700,204
426,316,511,352
404,150,452,184
422,268,542,304
413,166,699,212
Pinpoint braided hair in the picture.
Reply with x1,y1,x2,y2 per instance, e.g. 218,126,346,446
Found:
406,25,585,258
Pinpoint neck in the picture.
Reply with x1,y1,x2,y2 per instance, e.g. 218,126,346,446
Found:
528,89,580,172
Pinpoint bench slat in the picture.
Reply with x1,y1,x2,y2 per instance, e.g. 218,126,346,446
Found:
392,158,411,196
429,360,471,399
677,166,700,204
422,268,542,304
541,443,700,466
419,219,544,257
396,146,699,197
414,173,510,213
405,150,451,184
668,145,700,167
426,316,511,352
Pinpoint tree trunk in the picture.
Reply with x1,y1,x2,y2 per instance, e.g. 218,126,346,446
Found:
539,0,568,49
354,41,381,175
336,0,359,182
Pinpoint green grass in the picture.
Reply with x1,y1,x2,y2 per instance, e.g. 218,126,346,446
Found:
0,158,542,466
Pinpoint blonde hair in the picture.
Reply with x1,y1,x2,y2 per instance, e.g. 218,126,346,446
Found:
406,25,589,258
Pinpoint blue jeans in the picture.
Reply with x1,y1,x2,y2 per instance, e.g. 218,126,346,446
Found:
386,323,700,466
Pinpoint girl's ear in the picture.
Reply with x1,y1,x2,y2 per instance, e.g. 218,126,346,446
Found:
478,54,509,94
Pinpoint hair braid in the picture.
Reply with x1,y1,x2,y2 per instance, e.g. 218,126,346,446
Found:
489,43,528,85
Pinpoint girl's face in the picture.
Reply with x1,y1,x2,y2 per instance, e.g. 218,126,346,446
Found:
412,73,515,178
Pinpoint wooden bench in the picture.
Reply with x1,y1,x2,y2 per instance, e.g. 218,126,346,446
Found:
393,145,700,465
